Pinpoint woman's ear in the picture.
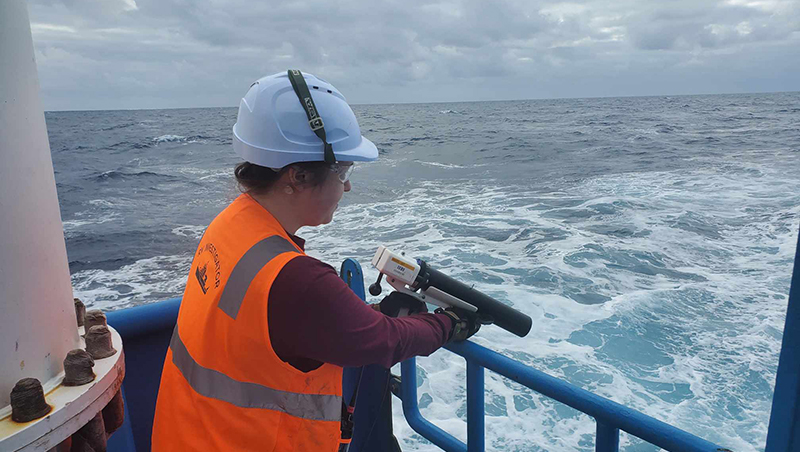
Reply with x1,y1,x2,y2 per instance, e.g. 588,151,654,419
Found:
286,166,307,192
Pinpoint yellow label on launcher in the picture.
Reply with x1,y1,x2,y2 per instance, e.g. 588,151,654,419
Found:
391,257,415,271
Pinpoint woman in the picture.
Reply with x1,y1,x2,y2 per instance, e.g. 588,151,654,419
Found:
151,70,479,451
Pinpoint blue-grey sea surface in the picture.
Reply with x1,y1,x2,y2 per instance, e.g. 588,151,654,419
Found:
48,92,800,451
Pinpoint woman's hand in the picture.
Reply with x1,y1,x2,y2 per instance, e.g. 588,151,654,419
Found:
372,291,428,317
435,307,493,342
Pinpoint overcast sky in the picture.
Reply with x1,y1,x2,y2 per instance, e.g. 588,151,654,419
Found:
27,0,800,111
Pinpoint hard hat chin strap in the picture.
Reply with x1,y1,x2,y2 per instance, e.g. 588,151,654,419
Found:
287,69,337,164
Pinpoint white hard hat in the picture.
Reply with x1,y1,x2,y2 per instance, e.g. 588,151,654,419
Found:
232,71,378,168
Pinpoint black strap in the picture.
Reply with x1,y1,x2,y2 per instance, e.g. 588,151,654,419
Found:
287,69,337,164
339,367,363,451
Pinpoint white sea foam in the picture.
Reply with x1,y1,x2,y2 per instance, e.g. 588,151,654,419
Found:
72,254,191,311
88,199,117,208
198,170,232,181
153,134,186,143
62,217,115,232
299,159,798,451
171,225,206,239
63,201,121,235
416,161,466,169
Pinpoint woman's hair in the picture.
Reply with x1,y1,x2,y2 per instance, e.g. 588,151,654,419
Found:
234,161,330,195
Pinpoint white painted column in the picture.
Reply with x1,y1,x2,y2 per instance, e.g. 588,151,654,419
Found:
0,0,81,409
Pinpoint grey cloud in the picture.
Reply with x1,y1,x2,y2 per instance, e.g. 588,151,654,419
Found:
24,0,800,110
626,2,800,50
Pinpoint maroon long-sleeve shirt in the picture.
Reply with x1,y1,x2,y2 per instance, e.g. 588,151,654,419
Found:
268,236,453,372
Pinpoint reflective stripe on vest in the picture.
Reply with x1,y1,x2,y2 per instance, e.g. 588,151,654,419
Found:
217,235,299,319
169,327,343,421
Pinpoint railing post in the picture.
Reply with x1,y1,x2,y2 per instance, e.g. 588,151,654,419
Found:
595,422,620,452
340,259,397,452
466,361,485,452
401,358,420,412
765,228,800,452
400,357,467,452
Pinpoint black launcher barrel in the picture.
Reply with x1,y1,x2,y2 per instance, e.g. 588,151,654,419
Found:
421,264,532,337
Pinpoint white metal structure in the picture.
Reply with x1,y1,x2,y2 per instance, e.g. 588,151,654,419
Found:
0,1,124,450
0,329,125,451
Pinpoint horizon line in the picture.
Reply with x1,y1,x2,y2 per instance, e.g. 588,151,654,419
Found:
44,89,799,113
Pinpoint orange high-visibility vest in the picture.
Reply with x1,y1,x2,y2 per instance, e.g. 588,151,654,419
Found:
152,194,344,451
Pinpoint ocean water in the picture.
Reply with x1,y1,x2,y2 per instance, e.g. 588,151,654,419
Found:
48,92,800,451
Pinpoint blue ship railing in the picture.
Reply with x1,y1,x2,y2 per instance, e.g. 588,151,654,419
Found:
340,258,732,452
105,227,798,452
397,346,727,452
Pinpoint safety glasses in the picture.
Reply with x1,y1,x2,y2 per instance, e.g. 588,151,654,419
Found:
329,163,354,183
